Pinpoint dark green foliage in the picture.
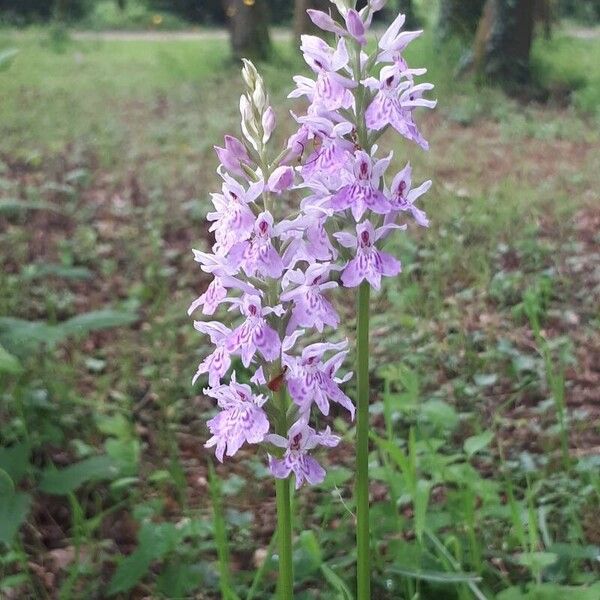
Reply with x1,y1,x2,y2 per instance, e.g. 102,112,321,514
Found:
148,0,294,25
147,0,223,24
438,0,487,40
0,0,95,24
397,0,420,28
558,0,600,22
0,0,54,23
0,0,295,25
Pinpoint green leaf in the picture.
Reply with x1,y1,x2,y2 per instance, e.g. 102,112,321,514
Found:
95,413,132,438
0,309,138,356
321,564,354,600
59,309,138,336
0,573,30,591
299,530,323,565
371,434,413,488
0,199,59,214
549,543,600,561
107,522,181,596
464,431,494,457
105,438,140,474
421,400,459,431
497,583,600,600
208,461,240,600
107,545,154,595
0,443,30,484
388,565,482,584
0,469,14,496
0,490,32,545
221,473,246,496
0,492,31,545
514,551,558,571
39,455,119,495
110,477,139,492
246,530,277,600
0,344,22,374
148,469,170,484
473,373,498,387
21,263,92,281
156,562,204,598
320,466,353,488
414,479,431,541
0,48,18,71
0,318,62,356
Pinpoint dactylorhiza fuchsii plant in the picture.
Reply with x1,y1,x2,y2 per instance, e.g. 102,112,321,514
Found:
189,1,434,597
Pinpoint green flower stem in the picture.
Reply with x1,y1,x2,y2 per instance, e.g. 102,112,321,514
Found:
275,476,294,599
352,33,372,599
356,280,371,600
275,387,294,600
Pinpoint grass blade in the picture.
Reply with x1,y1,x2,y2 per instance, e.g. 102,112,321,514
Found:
388,565,482,583
208,460,240,600
246,529,277,600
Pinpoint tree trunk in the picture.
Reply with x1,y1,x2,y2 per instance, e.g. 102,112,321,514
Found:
224,0,271,61
476,0,536,85
54,0,69,22
535,0,553,40
293,0,330,41
438,0,486,40
117,0,126,11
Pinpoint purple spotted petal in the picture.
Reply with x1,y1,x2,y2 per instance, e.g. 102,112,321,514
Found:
205,402,269,461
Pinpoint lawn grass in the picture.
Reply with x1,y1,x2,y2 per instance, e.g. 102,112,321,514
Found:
0,24,599,599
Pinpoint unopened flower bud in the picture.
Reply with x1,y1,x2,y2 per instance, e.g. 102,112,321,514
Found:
306,9,346,36
240,94,260,150
267,165,294,193
215,134,250,175
345,9,366,46
240,94,253,124
262,106,276,143
252,81,267,113
241,58,258,90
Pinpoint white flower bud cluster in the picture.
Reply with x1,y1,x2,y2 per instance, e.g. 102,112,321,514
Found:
240,59,276,151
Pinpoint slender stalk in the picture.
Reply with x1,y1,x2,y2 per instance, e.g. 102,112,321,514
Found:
275,477,294,599
274,387,293,600
208,460,239,600
356,281,371,599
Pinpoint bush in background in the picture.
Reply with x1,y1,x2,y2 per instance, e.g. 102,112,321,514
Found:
558,0,600,22
0,0,95,25
0,0,297,27
83,1,186,30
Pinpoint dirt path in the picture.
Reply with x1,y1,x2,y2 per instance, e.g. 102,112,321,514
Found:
566,25,600,39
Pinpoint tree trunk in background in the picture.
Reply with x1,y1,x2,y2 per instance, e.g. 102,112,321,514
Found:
54,0,69,22
294,0,330,40
224,0,271,61
438,0,486,40
117,0,126,11
473,0,535,86
535,0,553,39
